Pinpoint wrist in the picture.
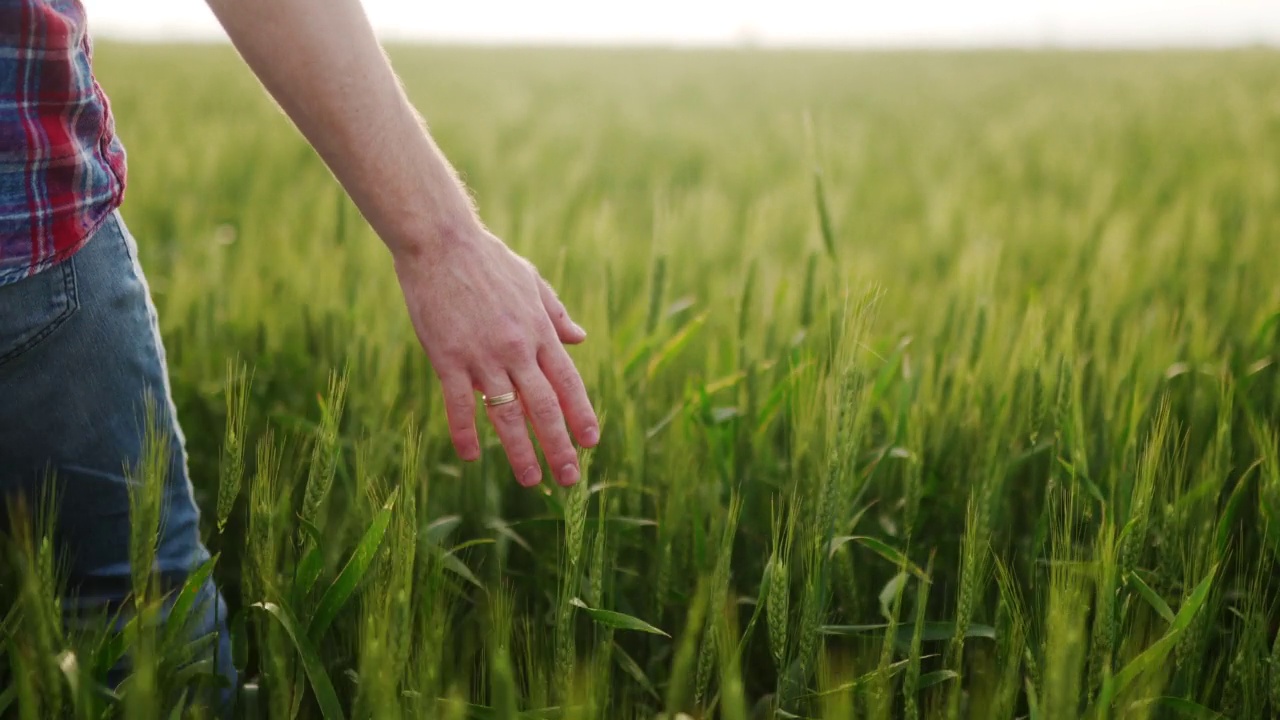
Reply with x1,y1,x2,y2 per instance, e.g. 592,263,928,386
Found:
385,210,483,265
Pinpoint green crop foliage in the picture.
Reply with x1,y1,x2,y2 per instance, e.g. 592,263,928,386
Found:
0,44,1278,719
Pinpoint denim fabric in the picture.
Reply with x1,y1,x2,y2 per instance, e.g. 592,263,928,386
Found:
0,210,234,709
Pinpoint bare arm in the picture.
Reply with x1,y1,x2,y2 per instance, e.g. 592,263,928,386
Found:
206,0,599,487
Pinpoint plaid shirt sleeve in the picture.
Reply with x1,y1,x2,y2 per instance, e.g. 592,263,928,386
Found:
0,0,127,286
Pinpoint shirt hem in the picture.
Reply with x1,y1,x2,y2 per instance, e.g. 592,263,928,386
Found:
0,201,123,287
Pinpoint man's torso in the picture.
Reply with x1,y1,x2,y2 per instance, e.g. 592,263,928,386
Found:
0,0,126,287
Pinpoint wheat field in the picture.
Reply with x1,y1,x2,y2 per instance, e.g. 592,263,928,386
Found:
1,44,1279,719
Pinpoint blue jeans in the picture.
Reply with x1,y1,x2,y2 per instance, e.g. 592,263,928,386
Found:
0,211,235,708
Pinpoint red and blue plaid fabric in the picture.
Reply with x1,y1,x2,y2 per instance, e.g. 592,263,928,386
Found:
1,0,126,286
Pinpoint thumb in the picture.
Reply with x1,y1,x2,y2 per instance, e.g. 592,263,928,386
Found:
539,277,587,345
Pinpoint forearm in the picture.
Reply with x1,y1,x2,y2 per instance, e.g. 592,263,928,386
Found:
205,0,479,258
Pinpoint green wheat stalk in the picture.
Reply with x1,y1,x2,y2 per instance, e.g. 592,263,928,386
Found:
300,368,349,532
216,357,252,533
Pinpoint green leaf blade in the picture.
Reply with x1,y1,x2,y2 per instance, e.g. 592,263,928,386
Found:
1127,572,1175,625
570,598,669,637
1102,566,1217,707
251,602,345,720
829,535,928,580
307,490,397,641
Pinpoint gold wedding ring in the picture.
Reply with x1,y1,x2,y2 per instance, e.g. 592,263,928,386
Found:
483,391,519,407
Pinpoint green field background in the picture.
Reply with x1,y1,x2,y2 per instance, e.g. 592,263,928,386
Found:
11,45,1280,718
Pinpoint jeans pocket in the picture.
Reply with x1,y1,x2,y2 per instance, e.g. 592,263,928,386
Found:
0,258,80,369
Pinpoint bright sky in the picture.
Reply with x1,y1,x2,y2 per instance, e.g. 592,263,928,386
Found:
92,0,1280,47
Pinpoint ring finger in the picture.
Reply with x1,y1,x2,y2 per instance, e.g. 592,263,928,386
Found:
477,371,542,487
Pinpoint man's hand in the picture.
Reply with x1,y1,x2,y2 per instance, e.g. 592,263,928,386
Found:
395,227,598,487
205,0,599,485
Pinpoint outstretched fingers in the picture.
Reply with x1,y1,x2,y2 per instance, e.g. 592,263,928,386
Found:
472,340,594,488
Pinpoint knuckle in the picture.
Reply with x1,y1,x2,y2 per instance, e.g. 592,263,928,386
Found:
546,443,577,467
437,342,470,366
495,332,531,362
555,365,584,392
444,388,475,414
504,445,536,467
449,415,474,435
449,423,476,445
531,396,561,423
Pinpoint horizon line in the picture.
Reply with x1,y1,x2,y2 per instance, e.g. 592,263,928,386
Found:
94,33,1280,52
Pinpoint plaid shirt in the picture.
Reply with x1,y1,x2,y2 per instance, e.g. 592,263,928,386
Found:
0,0,126,286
